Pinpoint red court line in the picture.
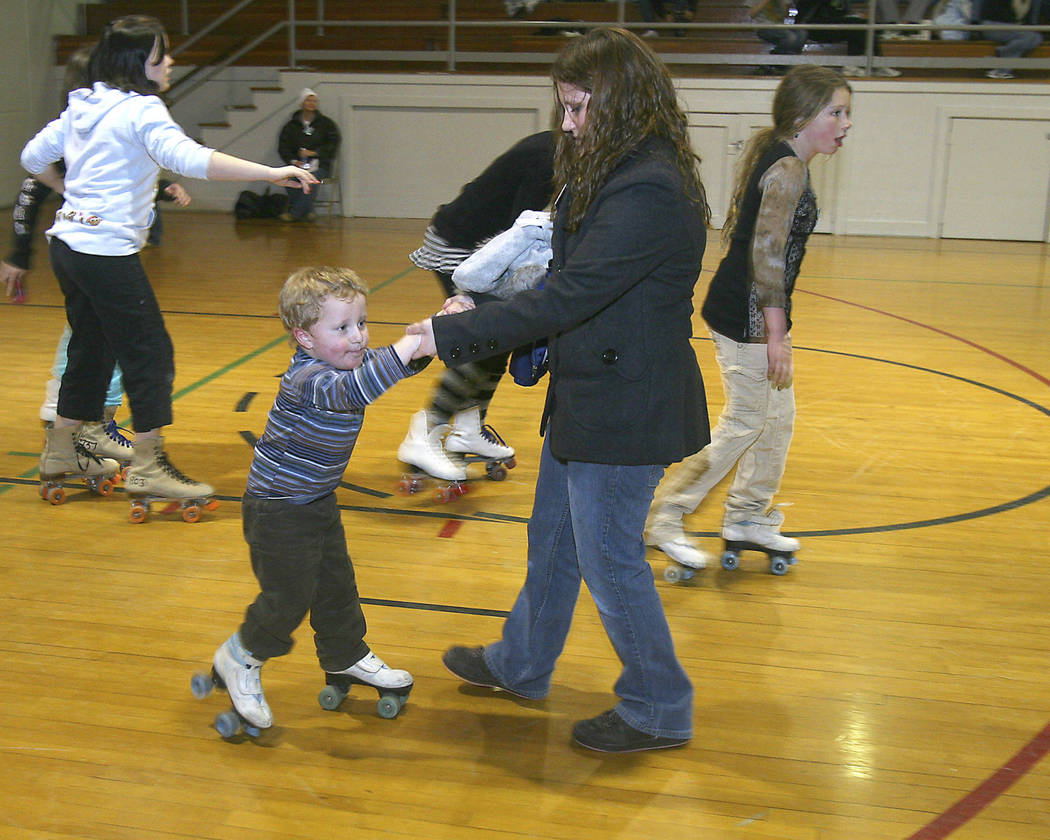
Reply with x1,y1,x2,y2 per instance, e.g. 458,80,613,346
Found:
907,720,1050,839
804,287,1050,837
799,290,1050,387
438,520,462,539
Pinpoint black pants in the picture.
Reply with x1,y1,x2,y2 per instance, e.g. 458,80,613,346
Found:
49,237,174,431
240,493,369,672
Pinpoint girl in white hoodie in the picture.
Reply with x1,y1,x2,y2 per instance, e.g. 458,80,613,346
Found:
21,15,318,512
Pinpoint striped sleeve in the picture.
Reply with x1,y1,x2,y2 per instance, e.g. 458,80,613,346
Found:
301,345,414,410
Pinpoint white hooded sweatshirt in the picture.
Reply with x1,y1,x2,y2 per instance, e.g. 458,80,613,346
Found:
20,82,214,256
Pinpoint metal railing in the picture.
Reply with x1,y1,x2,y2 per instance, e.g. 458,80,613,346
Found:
162,0,1050,103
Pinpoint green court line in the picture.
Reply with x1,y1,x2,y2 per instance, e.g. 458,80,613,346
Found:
171,333,288,401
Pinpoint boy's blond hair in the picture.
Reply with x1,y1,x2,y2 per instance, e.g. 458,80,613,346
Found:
278,266,369,337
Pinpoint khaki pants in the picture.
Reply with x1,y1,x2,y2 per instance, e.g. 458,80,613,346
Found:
646,329,795,544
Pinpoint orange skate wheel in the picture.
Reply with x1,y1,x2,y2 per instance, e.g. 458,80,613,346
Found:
46,486,66,506
435,486,455,503
204,499,220,511
128,503,148,524
182,504,201,523
97,478,115,496
505,456,517,470
454,483,469,497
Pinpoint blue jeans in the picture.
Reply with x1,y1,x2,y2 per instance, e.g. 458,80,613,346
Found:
483,437,693,739
285,165,329,219
982,21,1042,58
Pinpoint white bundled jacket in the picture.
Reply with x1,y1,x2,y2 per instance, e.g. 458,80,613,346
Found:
452,209,553,299
20,82,214,256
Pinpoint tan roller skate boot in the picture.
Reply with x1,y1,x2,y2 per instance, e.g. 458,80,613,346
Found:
39,424,120,504
77,407,134,471
125,436,217,523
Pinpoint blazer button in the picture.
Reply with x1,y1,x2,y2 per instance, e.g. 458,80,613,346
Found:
449,346,461,359
487,338,498,350
601,348,618,365
469,342,480,354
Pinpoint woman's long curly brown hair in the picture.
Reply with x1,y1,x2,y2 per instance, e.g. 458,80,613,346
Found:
722,65,850,241
550,27,710,232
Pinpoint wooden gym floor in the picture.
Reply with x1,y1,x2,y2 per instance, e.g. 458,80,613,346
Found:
1,209,1048,839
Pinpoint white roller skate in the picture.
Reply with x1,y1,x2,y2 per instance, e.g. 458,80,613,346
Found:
124,436,217,523
318,651,414,719
721,521,800,575
191,633,272,738
38,424,121,505
397,409,469,502
445,405,517,480
655,536,713,584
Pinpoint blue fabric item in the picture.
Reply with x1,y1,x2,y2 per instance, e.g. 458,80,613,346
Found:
508,340,549,386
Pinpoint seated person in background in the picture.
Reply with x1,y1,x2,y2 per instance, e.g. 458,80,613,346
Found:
753,0,809,72
877,0,936,38
933,0,973,40
977,0,1042,78
638,0,697,37
277,88,340,222
794,0,902,76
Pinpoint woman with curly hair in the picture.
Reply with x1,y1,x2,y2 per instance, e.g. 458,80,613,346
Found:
409,27,711,753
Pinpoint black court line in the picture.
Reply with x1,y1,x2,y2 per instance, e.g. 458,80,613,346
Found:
360,597,509,618
9,341,1050,536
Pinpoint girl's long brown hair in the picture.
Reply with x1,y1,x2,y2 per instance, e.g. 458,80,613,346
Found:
723,64,850,241
550,27,710,232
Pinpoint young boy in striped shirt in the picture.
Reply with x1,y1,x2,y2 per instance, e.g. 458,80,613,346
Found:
209,266,431,732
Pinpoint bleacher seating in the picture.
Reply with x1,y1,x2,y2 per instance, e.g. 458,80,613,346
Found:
53,0,1047,80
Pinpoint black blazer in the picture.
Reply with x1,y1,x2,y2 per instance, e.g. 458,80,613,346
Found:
432,136,710,466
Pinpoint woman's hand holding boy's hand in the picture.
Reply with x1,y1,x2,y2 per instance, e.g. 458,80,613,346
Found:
406,318,437,358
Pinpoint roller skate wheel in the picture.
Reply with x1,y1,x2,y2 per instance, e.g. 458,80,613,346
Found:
96,477,116,496
190,671,214,699
397,477,418,495
376,694,401,719
204,499,220,511
318,685,346,711
721,550,740,571
505,456,517,470
242,722,262,738
182,504,202,523
128,503,148,524
45,485,66,505
663,564,694,584
214,710,241,739
486,462,508,481
770,555,793,576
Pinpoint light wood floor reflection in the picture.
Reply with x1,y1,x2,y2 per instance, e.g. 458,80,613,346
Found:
1,209,1048,840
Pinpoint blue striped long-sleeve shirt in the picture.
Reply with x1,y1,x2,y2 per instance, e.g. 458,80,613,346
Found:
246,345,420,502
